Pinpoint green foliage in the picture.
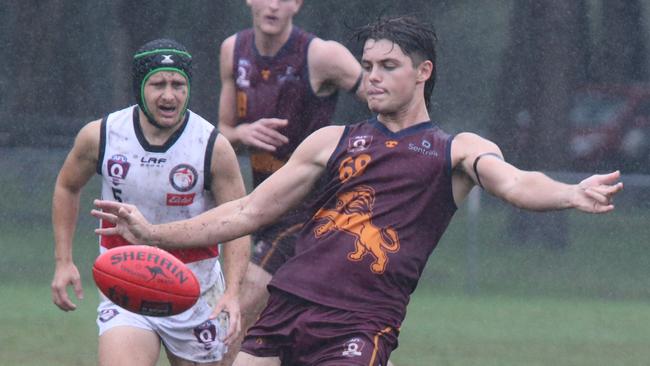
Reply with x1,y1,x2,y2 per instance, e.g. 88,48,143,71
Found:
1,1,514,145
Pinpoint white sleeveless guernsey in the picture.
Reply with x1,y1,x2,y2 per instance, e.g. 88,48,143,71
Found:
98,105,221,293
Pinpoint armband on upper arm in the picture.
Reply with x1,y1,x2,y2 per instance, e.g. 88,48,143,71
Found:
472,152,503,189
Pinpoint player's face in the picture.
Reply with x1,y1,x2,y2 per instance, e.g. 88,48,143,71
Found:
247,0,302,36
143,71,188,128
361,39,426,115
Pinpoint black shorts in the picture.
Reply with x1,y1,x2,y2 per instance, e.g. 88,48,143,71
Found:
240,288,398,366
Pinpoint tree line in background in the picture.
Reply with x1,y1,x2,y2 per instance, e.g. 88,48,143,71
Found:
496,0,647,171
494,0,646,247
0,0,435,146
0,0,647,166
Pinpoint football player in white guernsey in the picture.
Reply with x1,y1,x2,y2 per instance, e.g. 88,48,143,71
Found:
51,39,250,366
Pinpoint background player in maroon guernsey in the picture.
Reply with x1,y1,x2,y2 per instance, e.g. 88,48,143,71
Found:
94,16,623,366
216,0,367,363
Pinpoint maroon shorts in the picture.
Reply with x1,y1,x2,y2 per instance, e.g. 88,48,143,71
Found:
240,288,399,365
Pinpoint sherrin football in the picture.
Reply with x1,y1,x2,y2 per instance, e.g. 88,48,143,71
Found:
92,245,200,317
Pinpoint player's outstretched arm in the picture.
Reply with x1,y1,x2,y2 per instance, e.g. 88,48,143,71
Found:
452,132,623,212
52,120,101,311
93,125,344,248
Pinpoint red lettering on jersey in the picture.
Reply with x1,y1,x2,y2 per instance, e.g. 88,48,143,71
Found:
166,193,196,206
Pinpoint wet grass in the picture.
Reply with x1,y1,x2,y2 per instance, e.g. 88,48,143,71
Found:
395,293,650,366
1,284,648,366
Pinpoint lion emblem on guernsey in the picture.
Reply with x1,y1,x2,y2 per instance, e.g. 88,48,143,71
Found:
313,185,400,274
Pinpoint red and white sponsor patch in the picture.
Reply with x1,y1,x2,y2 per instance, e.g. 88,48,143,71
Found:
166,193,195,206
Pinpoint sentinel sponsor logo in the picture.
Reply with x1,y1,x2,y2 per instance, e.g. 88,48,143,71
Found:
110,250,190,284
408,142,438,157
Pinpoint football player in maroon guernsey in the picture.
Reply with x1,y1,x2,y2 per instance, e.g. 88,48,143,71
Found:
216,0,369,364
94,16,623,366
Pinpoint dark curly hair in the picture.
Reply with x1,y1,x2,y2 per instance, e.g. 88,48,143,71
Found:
355,16,438,110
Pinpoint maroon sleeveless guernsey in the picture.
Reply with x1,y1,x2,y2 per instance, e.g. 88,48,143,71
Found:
233,26,338,186
270,118,458,328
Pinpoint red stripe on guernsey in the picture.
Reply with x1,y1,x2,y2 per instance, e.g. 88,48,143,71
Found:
99,220,219,263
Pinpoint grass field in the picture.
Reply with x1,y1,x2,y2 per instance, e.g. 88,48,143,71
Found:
1,284,649,366
397,293,650,366
1,147,649,365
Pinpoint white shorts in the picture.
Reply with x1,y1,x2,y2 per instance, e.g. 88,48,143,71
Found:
97,267,228,363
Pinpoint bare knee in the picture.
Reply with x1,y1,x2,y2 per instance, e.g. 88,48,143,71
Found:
233,351,280,366
243,263,272,290
167,352,224,366
99,326,160,366
240,263,272,314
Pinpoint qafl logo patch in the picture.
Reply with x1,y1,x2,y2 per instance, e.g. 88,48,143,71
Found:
99,308,119,323
169,164,198,192
348,135,373,152
107,154,130,184
193,320,217,350
341,337,365,357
